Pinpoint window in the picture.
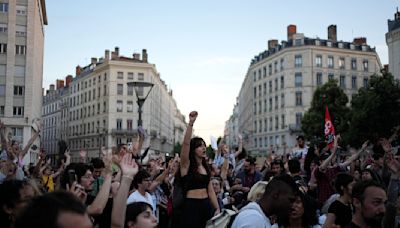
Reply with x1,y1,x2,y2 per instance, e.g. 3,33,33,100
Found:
263,83,266,95
103,85,107,95
117,100,123,112
274,78,278,91
253,71,256,82
340,75,346,88
14,86,24,95
258,100,262,114
0,64,5,75
117,72,123,79
253,102,256,115
264,119,267,132
269,117,273,131
295,113,303,126
254,121,257,133
117,84,123,95
328,56,334,68
295,72,302,87
316,55,322,67
127,84,134,95
275,116,279,130
264,137,268,147
258,85,261,97
0,106,4,116
127,101,133,112
127,119,133,130
253,87,256,98
268,64,272,75
259,120,262,133
104,72,107,81
15,66,25,77
16,25,26,36
281,115,285,129
0,43,6,53
0,3,8,12
328,73,334,81
339,57,345,69
116,119,122,130
128,72,134,79
263,67,266,78
138,73,144,80
351,76,357,89
0,24,7,33
316,72,323,86
281,94,285,108
363,78,369,88
274,61,278,73
295,55,302,68
280,76,284,89
351,59,357,70
264,99,267,112
254,138,258,148
258,69,262,79
13,106,24,116
275,96,278,110
269,98,272,111
136,87,143,97
0,85,4,96
269,81,272,93
16,45,26,55
363,60,369,72
295,92,302,106
280,58,284,71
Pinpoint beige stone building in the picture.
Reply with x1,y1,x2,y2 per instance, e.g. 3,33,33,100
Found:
386,9,400,79
43,48,186,161
0,0,47,163
233,25,381,155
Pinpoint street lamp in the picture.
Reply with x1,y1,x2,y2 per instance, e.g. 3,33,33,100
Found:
127,81,154,127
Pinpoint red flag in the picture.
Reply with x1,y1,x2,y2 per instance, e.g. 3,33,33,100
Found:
324,106,335,149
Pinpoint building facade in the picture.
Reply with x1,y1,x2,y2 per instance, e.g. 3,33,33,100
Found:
42,48,186,161
224,100,239,149
0,0,47,164
231,25,381,156
386,9,400,80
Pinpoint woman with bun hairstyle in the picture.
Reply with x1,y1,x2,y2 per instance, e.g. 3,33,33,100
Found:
179,111,220,228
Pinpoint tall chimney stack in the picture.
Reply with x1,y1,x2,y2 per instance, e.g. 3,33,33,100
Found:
142,49,148,63
105,49,110,60
56,80,65,89
328,25,337,41
76,65,81,76
268,39,278,50
65,75,73,87
287,24,297,40
91,57,97,65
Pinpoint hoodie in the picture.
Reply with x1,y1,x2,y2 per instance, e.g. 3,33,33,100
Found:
231,201,271,228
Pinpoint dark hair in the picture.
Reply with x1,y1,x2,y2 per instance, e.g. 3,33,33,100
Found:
296,135,305,141
60,163,91,189
15,191,87,228
0,180,26,227
334,172,354,195
90,158,105,169
352,180,386,202
264,174,297,198
133,170,151,189
271,159,285,169
188,137,210,177
288,159,301,174
245,157,256,165
125,202,153,228
236,147,247,160
278,192,319,227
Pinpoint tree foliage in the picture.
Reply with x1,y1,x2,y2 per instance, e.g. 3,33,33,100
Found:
301,80,350,143
346,72,400,146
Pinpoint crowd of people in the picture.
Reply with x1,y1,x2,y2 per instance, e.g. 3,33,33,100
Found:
0,112,400,228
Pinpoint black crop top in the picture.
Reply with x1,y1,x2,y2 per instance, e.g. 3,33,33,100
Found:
182,172,210,192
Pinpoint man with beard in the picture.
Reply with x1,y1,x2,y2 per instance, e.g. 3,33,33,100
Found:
232,174,296,228
344,181,387,228
235,157,262,191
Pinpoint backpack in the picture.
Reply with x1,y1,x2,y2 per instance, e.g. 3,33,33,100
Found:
206,209,237,228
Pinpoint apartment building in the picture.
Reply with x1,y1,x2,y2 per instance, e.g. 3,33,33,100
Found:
232,25,381,155
386,9,400,79
43,48,186,161
0,0,47,163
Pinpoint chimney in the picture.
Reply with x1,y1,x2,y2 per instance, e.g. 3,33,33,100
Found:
105,49,110,60
49,84,55,91
65,75,73,87
268,39,278,50
133,53,140,59
56,80,65,89
76,65,81,76
111,51,117,60
91,57,97,65
287,24,297,40
142,49,148,63
115,47,119,56
396,7,400,20
328,25,337,41
353,37,367,45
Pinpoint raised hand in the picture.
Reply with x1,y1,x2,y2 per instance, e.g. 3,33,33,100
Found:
361,140,369,150
386,152,400,174
67,181,87,203
120,153,138,178
102,148,113,175
189,111,198,125
380,138,392,153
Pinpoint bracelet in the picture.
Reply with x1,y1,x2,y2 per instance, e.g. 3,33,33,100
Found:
189,123,194,127
122,175,133,180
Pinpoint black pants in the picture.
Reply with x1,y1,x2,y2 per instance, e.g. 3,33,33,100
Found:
181,198,212,228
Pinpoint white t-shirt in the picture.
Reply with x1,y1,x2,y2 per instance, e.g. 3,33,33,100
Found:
127,190,156,214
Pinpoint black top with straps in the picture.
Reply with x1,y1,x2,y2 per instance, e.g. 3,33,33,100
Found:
182,172,210,192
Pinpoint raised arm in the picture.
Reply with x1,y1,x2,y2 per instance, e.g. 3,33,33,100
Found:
148,160,171,192
20,124,41,159
319,135,339,171
234,134,243,158
340,140,368,168
87,150,113,216
180,111,197,177
111,153,138,228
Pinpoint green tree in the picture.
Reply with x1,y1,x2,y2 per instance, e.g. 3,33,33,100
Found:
172,142,182,155
347,72,400,146
302,80,350,143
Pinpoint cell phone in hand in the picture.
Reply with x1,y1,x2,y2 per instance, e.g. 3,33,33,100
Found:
68,170,77,186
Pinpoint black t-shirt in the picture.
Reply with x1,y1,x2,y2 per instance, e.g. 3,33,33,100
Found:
328,200,352,227
342,222,361,228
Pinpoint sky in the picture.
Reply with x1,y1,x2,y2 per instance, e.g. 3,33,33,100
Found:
43,0,399,143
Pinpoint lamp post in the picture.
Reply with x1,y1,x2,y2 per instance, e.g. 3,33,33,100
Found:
127,81,154,127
